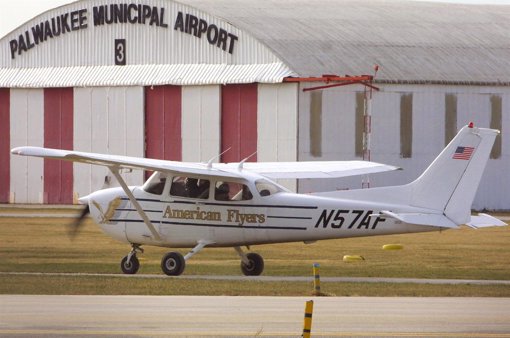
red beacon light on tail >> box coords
[468,122,474,128]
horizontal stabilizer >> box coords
[379,210,459,229]
[466,213,507,229]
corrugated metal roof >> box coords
[1,0,509,86]
[180,0,510,85]
[0,63,296,88]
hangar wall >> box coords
[0,0,507,210]
[0,0,295,87]
[1,0,279,68]
[298,84,510,210]
[74,86,145,201]
[258,83,299,191]
[0,0,297,204]
[3,83,298,203]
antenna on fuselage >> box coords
[238,151,258,171]
[206,147,231,169]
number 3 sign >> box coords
[115,39,126,65]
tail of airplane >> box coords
[407,123,498,225]
[317,123,506,228]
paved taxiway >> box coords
[1,296,510,337]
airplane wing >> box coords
[11,146,401,180]
[215,161,401,179]
[11,146,243,179]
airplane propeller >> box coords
[68,204,90,240]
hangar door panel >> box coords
[10,89,44,203]
[221,84,258,163]
[0,89,9,203]
[44,88,73,204]
[145,85,182,178]
[73,87,144,198]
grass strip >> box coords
[1,213,509,296]
[1,275,510,297]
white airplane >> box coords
[11,123,506,276]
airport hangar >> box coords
[0,0,509,210]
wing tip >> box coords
[11,146,34,156]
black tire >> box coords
[121,255,140,274]
[241,252,264,276]
[161,252,186,276]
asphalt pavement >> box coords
[1,295,510,337]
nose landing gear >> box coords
[120,244,143,274]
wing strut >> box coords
[109,166,162,242]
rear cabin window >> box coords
[170,176,210,199]
[255,179,283,197]
[214,181,253,201]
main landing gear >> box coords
[120,243,265,276]
[161,252,185,276]
[235,246,264,276]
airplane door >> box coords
[124,200,162,245]
[124,178,168,244]
[214,181,269,245]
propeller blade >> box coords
[69,204,90,240]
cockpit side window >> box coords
[255,179,283,197]
[143,172,167,195]
[215,181,253,201]
[170,176,210,199]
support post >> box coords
[302,300,314,338]
[362,87,372,189]
[362,65,379,189]
[313,263,321,296]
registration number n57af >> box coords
[315,209,385,230]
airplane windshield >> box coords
[143,172,166,195]
[255,179,284,197]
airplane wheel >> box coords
[161,252,185,276]
[121,255,140,274]
[241,252,264,276]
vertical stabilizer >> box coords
[408,124,499,224]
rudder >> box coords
[408,124,499,224]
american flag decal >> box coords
[453,146,475,160]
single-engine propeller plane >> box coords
[11,123,506,276]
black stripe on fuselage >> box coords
[114,218,307,231]
[116,209,313,221]
[116,208,161,213]
[267,215,313,220]
[120,197,318,210]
